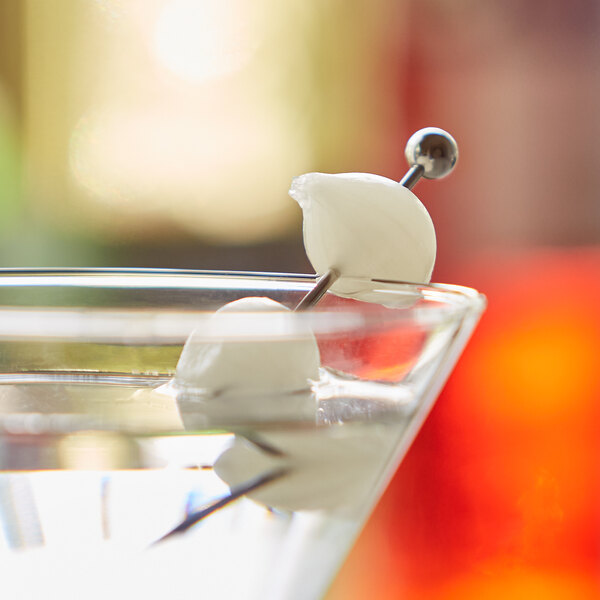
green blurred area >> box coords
[0,341,181,374]
[0,73,20,232]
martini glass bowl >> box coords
[0,269,485,600]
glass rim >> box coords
[0,268,486,342]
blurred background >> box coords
[0,0,599,597]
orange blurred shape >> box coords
[431,567,598,600]
[463,305,598,420]
[454,251,600,422]
[442,250,600,571]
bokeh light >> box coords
[25,0,316,244]
[154,0,260,84]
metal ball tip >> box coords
[404,127,458,181]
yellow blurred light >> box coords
[69,102,311,242]
[154,0,259,83]
[28,0,390,243]
[57,0,314,242]
[58,431,137,470]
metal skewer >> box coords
[294,269,339,311]
[294,127,458,311]
[152,467,289,544]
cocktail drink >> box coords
[0,270,484,599]
[0,130,485,598]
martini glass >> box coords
[0,268,484,600]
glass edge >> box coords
[0,268,486,300]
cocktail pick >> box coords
[153,466,290,544]
[294,127,458,311]
[294,268,340,311]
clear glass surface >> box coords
[0,269,485,599]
